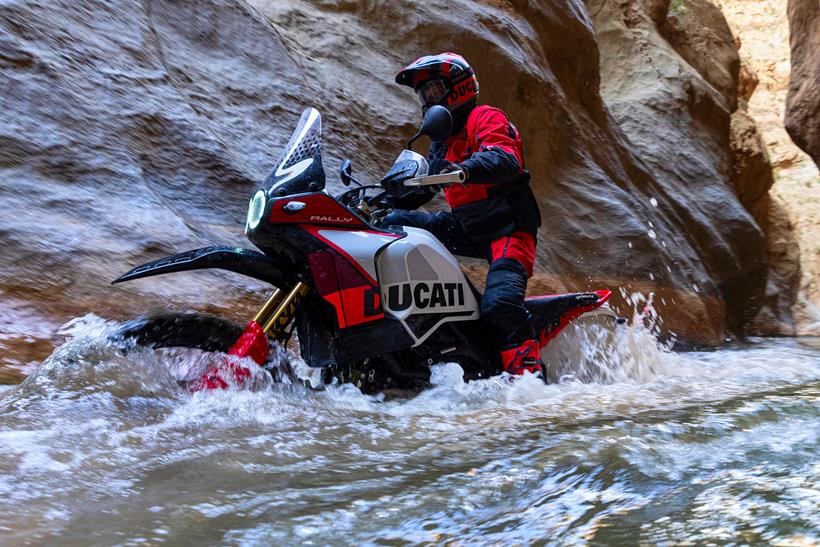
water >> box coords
[0,316,818,545]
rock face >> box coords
[786,0,820,168]
[726,59,787,334]
[587,0,767,336]
[0,0,774,374]
[716,0,820,335]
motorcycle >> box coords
[113,106,619,393]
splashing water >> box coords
[0,314,818,545]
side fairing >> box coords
[377,227,480,345]
[305,227,400,329]
[313,228,399,283]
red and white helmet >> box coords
[396,52,479,113]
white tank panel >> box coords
[377,227,480,345]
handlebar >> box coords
[405,171,466,187]
[335,168,465,225]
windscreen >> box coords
[264,107,326,196]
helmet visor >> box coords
[416,79,449,107]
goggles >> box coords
[416,79,449,107]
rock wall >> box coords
[716,0,820,335]
[0,0,778,374]
[586,0,774,336]
[786,0,820,168]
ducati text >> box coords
[387,282,465,311]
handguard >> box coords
[405,170,466,187]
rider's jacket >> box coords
[432,105,541,241]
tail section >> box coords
[524,290,613,348]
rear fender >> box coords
[113,246,286,287]
[533,290,618,347]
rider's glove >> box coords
[428,159,468,183]
[428,158,451,175]
[383,177,404,196]
[428,159,455,175]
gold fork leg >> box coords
[262,282,310,339]
[251,288,284,325]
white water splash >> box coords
[1,311,819,545]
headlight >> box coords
[245,190,267,233]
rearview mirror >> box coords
[407,105,453,149]
[420,105,453,143]
[339,159,353,186]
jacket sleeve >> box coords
[459,108,523,185]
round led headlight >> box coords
[245,189,267,233]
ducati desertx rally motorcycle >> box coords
[113,106,618,393]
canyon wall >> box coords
[0,0,789,376]
[786,0,820,168]
[716,0,820,335]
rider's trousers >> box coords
[381,209,536,349]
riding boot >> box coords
[499,339,544,376]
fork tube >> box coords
[262,282,310,338]
[252,288,284,325]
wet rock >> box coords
[0,0,773,363]
[729,110,774,224]
[726,57,787,336]
[588,0,767,337]
[717,0,820,336]
[660,0,741,111]
[728,57,773,226]
[786,0,820,168]
[747,194,800,336]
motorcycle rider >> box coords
[383,52,544,376]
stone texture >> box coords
[660,0,741,110]
[0,0,778,378]
[786,0,820,168]
[747,194,800,335]
[588,0,767,336]
[729,108,774,225]
[716,0,820,335]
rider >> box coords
[384,52,544,376]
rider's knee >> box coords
[381,209,419,228]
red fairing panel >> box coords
[268,193,369,228]
[307,248,384,329]
[303,223,399,329]
[302,225,399,284]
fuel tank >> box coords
[377,227,480,345]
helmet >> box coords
[396,52,479,113]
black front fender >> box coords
[113,246,286,287]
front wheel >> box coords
[111,312,308,388]
[322,352,432,395]
[111,312,245,353]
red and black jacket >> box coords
[397,105,542,241]
[440,104,541,241]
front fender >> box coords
[113,246,286,287]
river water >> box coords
[0,316,818,545]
